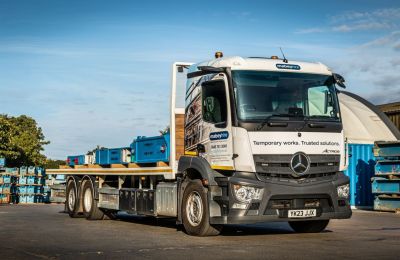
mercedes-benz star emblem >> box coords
[290,152,310,176]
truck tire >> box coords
[82,180,105,220]
[182,179,222,236]
[101,209,118,220]
[289,220,330,233]
[66,180,81,218]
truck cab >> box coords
[176,55,351,235]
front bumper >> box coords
[209,172,352,225]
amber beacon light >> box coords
[215,51,223,58]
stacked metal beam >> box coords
[372,141,400,212]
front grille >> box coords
[254,154,340,179]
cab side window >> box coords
[202,80,227,125]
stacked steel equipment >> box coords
[0,168,18,204]
[17,166,48,203]
[66,132,170,166]
[372,141,400,211]
[0,166,48,204]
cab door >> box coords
[200,75,235,171]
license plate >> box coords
[288,209,316,218]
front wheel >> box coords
[289,220,330,233]
[182,179,222,236]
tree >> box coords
[44,159,66,169]
[0,114,49,167]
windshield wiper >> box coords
[306,115,338,120]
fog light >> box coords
[337,184,350,198]
[232,184,263,203]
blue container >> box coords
[26,186,35,194]
[373,141,400,158]
[3,175,12,184]
[109,148,127,164]
[374,196,400,211]
[95,149,109,165]
[344,143,376,207]
[36,167,45,177]
[375,160,400,175]
[26,195,35,203]
[27,176,37,185]
[43,186,50,193]
[19,166,28,175]
[131,133,170,164]
[27,166,36,174]
[67,155,85,166]
[5,167,18,175]
[18,186,27,194]
[372,178,400,194]
[95,148,131,165]
[1,184,12,194]
[0,157,5,167]
[18,177,27,185]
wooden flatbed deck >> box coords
[46,162,173,177]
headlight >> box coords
[232,184,263,203]
[337,184,350,198]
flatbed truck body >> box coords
[48,54,352,236]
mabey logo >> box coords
[210,131,229,141]
[276,64,301,70]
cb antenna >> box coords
[280,47,288,63]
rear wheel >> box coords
[101,209,119,220]
[82,180,105,220]
[66,180,81,218]
[289,220,330,233]
[182,179,222,236]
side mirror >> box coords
[333,73,346,88]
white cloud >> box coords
[330,8,400,23]
[297,7,400,34]
[295,27,325,34]
[360,31,400,49]
[332,22,391,32]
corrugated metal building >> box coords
[378,102,400,131]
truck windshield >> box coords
[232,70,340,121]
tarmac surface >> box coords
[0,204,399,259]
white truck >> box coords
[48,53,352,236]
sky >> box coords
[0,0,399,159]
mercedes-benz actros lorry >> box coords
[48,53,352,236]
